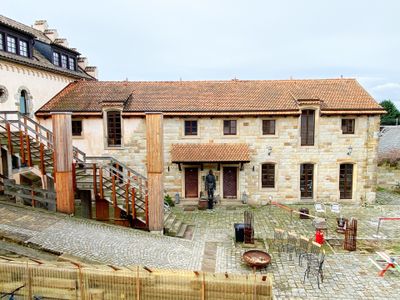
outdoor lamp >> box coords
[267,146,272,156]
[347,146,353,156]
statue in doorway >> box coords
[205,170,216,209]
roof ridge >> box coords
[75,78,357,84]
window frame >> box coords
[223,120,237,135]
[184,120,198,136]
[0,33,4,50]
[106,111,122,147]
[262,119,276,135]
[61,54,68,68]
[300,163,314,198]
[19,90,28,115]
[18,40,28,57]
[68,57,75,71]
[6,35,16,54]
[71,119,83,137]
[300,110,315,146]
[53,52,60,66]
[339,163,353,199]
[261,163,275,188]
[341,119,355,134]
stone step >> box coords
[175,223,188,238]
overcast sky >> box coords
[3,0,400,107]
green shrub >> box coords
[164,194,175,207]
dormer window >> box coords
[6,36,16,53]
[0,33,3,50]
[68,57,75,70]
[19,40,28,57]
[53,52,60,66]
[61,54,67,68]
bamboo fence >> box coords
[0,257,273,300]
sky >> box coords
[2,0,400,108]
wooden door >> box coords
[223,167,237,198]
[185,168,198,198]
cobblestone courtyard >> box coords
[0,191,399,299]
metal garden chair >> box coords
[297,235,311,266]
[303,249,325,289]
[286,232,298,261]
[272,228,286,255]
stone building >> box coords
[0,15,96,116]
[36,79,384,204]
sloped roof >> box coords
[0,15,49,42]
[37,78,384,115]
[0,49,94,79]
[379,127,400,155]
[171,144,250,162]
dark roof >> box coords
[0,15,50,43]
[0,49,94,80]
[37,79,384,115]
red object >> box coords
[315,229,324,244]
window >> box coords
[262,120,275,135]
[0,33,3,50]
[68,57,75,70]
[300,164,313,198]
[19,90,28,115]
[339,164,353,199]
[107,111,122,147]
[261,163,275,188]
[300,110,315,146]
[184,120,197,136]
[342,119,355,134]
[19,40,28,57]
[6,36,16,53]
[223,120,237,135]
[53,52,60,66]
[71,120,82,136]
[61,54,67,68]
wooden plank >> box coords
[55,171,74,214]
[125,183,130,214]
[52,114,73,172]
[40,143,45,175]
[112,176,117,207]
[99,167,104,199]
[6,123,13,155]
[93,163,97,197]
[131,187,136,219]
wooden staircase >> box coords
[0,111,148,230]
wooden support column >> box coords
[145,112,164,232]
[52,112,74,214]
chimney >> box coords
[43,29,58,42]
[32,20,48,32]
[77,57,88,70]
[54,38,69,48]
[85,66,98,79]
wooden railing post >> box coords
[93,163,97,197]
[35,124,39,141]
[99,167,104,199]
[71,162,76,191]
[19,131,25,164]
[6,123,13,155]
[131,187,136,219]
[40,143,45,175]
[112,175,117,208]
[25,134,32,167]
[125,183,130,215]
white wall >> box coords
[0,60,74,115]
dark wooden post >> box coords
[145,112,164,232]
[80,190,92,219]
[52,112,74,214]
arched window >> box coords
[107,111,122,147]
[19,90,28,115]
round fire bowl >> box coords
[243,250,271,269]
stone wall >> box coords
[377,165,400,191]
[39,113,381,204]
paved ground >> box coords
[0,191,399,299]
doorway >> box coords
[223,167,237,198]
[185,167,198,198]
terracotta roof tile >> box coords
[171,144,250,162]
[37,78,384,115]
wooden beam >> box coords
[99,167,104,199]
[145,113,164,232]
[25,134,32,167]
[93,163,97,197]
[125,183,130,215]
[6,123,13,155]
[19,131,25,164]
[52,113,74,214]
[131,187,136,219]
[40,143,46,175]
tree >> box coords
[380,100,400,125]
